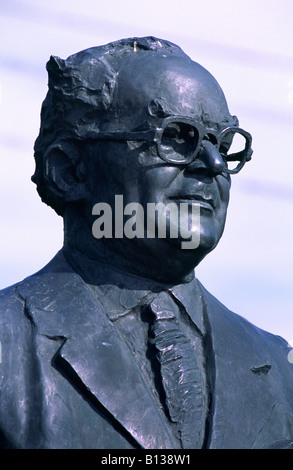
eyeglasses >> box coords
[91,115,253,174]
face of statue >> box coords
[81,52,236,277]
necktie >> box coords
[149,290,206,449]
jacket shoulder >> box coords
[0,282,27,325]
[0,280,44,448]
[198,280,293,379]
[198,280,288,341]
[0,279,36,361]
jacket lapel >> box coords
[197,282,279,449]
[17,265,178,449]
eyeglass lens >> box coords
[159,120,248,172]
[160,122,200,162]
[218,130,248,172]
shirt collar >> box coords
[170,278,205,335]
[89,273,205,335]
[63,247,205,333]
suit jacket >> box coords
[0,251,293,449]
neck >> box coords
[63,208,208,286]
[63,239,197,286]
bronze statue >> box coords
[0,37,292,449]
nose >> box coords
[186,140,226,176]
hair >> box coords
[32,36,189,215]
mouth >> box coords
[169,195,215,210]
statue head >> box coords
[32,37,252,282]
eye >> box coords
[219,133,233,157]
[160,122,199,161]
[203,133,217,145]
[162,122,195,142]
[219,141,231,156]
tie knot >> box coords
[150,291,179,321]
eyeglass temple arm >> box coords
[89,129,157,142]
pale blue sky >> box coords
[1,0,293,341]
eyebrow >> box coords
[201,116,239,131]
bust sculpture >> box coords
[0,36,292,449]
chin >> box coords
[166,232,217,263]
[199,228,221,251]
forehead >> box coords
[112,53,233,129]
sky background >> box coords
[0,0,293,342]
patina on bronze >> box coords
[0,37,292,449]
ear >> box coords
[43,143,88,203]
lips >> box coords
[169,194,216,209]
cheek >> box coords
[213,176,230,235]
[138,165,181,203]
[86,144,138,201]
[217,174,231,206]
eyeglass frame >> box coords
[87,115,253,174]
